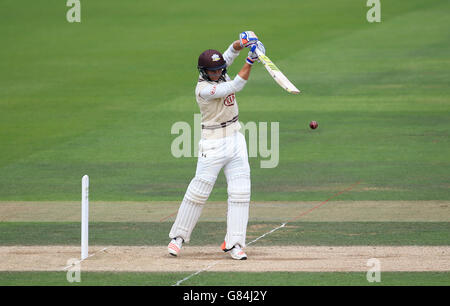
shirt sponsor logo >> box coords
[210,85,217,95]
[224,93,235,106]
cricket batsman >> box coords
[168,31,265,260]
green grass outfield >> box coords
[1,271,449,286]
[1,0,449,286]
[0,0,449,201]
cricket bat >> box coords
[255,48,300,94]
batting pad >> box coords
[169,177,214,243]
[224,174,250,249]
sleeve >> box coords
[198,75,247,101]
[222,43,240,67]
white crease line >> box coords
[62,247,108,271]
[247,223,287,246]
[173,261,221,286]
[172,222,288,286]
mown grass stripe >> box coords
[0,271,449,286]
[1,222,448,246]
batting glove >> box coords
[246,41,265,65]
[239,31,258,48]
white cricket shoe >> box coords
[168,237,183,256]
[230,245,247,260]
[221,242,247,260]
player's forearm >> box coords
[223,41,243,67]
[238,62,252,81]
[232,40,244,51]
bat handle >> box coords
[255,47,263,56]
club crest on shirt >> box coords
[224,93,235,106]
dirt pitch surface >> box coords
[1,246,449,272]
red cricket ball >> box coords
[309,121,318,129]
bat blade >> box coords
[255,48,300,94]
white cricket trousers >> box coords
[169,131,251,249]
